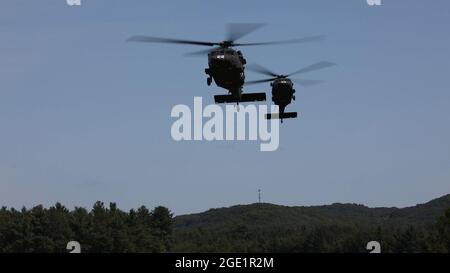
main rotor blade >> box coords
[234,35,326,46]
[245,78,276,86]
[127,35,218,47]
[293,79,324,87]
[246,64,279,77]
[288,61,336,76]
[226,23,266,42]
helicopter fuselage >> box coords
[205,48,246,96]
[271,78,296,114]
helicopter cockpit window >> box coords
[215,52,225,59]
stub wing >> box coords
[265,112,298,120]
[214,93,266,104]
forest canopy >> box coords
[1,195,450,253]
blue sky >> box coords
[1,0,450,215]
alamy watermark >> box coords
[66,1,382,7]
[170,97,280,152]
[66,1,381,7]
[366,241,381,253]
[367,0,382,6]
[65,240,380,253]
[66,241,81,253]
[66,0,81,6]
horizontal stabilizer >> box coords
[214,93,266,104]
[265,112,298,120]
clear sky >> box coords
[1,0,450,215]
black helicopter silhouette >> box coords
[246,61,336,122]
[127,24,325,105]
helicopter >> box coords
[127,24,325,105]
[246,61,336,122]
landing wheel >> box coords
[207,77,212,86]
[293,95,296,101]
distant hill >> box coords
[173,194,450,252]
[175,194,450,231]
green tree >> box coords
[151,206,173,252]
[436,208,450,251]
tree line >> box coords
[0,202,172,252]
[0,202,449,252]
